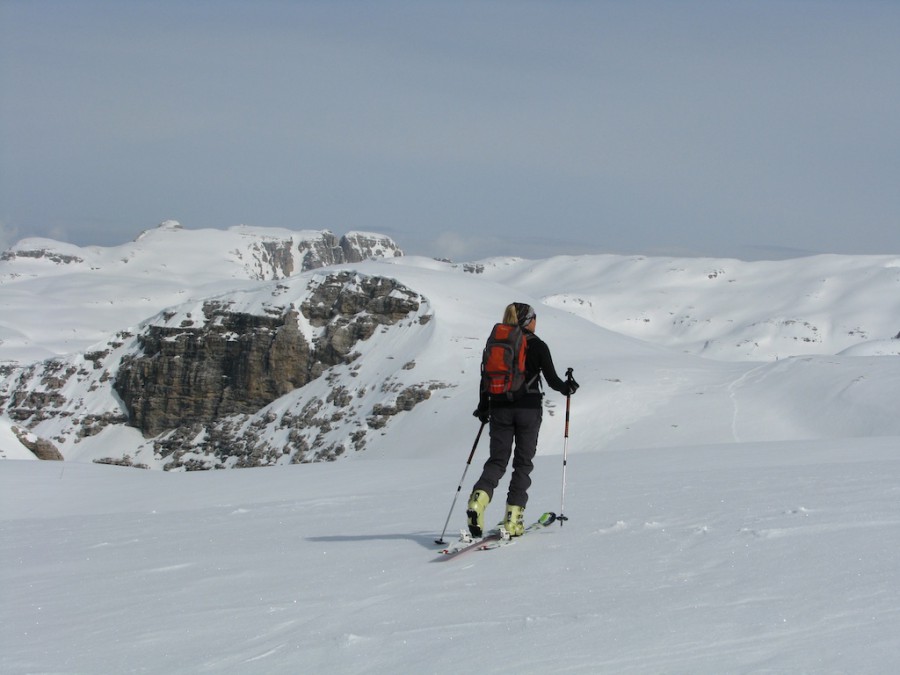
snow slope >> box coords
[468,253,900,361]
[0,221,397,362]
[2,226,899,672]
[0,418,34,460]
[2,437,899,673]
[2,243,899,466]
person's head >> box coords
[503,302,536,330]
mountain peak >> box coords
[133,219,183,242]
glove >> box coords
[562,378,580,396]
[473,407,490,424]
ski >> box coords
[433,512,556,562]
[478,511,557,551]
[433,531,503,562]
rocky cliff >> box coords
[114,271,422,438]
[296,231,403,274]
[1,223,403,282]
[0,267,449,469]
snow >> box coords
[468,253,900,361]
[0,418,34,460]
[3,439,899,673]
[2,226,900,672]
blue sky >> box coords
[2,0,899,260]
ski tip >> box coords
[538,512,557,526]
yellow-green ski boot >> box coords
[466,490,491,537]
[503,504,525,537]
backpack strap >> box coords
[522,332,542,395]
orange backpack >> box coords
[481,323,528,398]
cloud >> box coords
[0,222,20,252]
[432,231,481,261]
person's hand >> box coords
[473,407,490,424]
[562,378,580,396]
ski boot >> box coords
[503,504,525,537]
[466,490,490,537]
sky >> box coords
[1,0,899,261]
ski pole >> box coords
[559,368,574,526]
[435,421,487,545]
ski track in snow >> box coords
[727,362,770,443]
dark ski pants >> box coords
[474,407,543,508]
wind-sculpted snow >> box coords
[2,438,899,673]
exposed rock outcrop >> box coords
[114,272,422,438]
[12,426,64,460]
[297,231,403,272]
[0,265,445,470]
[0,249,84,264]
[1,223,402,280]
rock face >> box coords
[0,256,445,470]
[11,426,64,460]
[227,229,403,279]
[1,224,402,281]
[114,308,310,437]
[297,231,402,273]
[114,272,422,438]
[0,249,84,264]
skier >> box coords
[468,302,578,537]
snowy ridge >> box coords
[468,253,900,360]
[0,221,403,361]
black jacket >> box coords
[480,330,568,410]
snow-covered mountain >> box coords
[470,253,900,360]
[2,223,900,673]
[1,225,898,467]
[0,221,401,363]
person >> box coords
[467,302,578,537]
